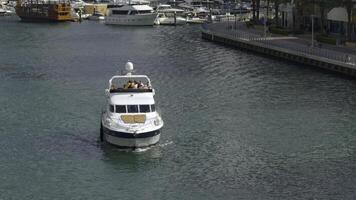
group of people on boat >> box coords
[124,80,150,89]
[111,80,151,91]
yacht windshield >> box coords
[115,105,126,113]
[110,104,156,113]
[127,105,139,113]
[139,105,150,113]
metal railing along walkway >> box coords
[202,23,356,66]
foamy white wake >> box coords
[132,140,174,153]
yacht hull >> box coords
[105,14,157,26]
[186,18,207,24]
[101,124,161,148]
[88,16,105,20]
[155,17,186,25]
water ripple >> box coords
[0,19,356,199]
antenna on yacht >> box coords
[125,61,134,76]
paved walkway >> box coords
[232,22,356,55]
[204,22,356,65]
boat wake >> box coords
[99,139,173,154]
[132,140,174,153]
[158,140,173,148]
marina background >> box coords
[1,16,356,199]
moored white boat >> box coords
[0,8,5,15]
[186,16,206,23]
[100,62,164,148]
[154,4,186,25]
[0,4,15,16]
[105,4,157,26]
[88,11,105,20]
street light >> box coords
[311,0,316,48]
[311,14,314,47]
[264,4,267,38]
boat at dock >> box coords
[186,15,207,24]
[176,2,210,24]
[87,10,104,20]
[105,4,157,26]
[15,0,72,22]
[154,4,186,25]
[0,2,15,16]
[0,7,6,15]
[100,62,164,148]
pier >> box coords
[202,22,356,77]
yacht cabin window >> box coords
[130,10,138,15]
[115,105,126,113]
[112,10,129,15]
[109,105,115,112]
[139,105,150,113]
[110,104,156,113]
[138,10,152,14]
[127,105,139,113]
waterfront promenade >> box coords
[202,22,356,77]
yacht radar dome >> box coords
[125,61,134,75]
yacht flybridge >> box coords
[100,62,164,148]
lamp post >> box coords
[311,0,316,48]
[234,0,237,29]
[311,14,314,47]
[264,4,267,38]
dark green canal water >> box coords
[0,16,356,199]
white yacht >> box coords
[71,0,86,10]
[105,4,157,26]
[0,8,5,16]
[154,4,186,25]
[0,4,14,16]
[100,62,164,148]
[88,11,105,20]
[186,15,207,24]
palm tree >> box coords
[273,0,280,26]
[256,0,261,20]
[252,0,256,21]
[342,0,353,40]
[293,0,308,31]
[316,0,340,34]
[267,0,270,18]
